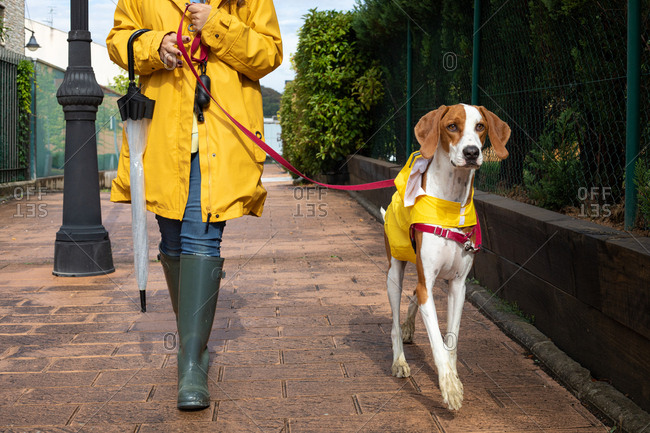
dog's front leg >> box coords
[440,275,467,411]
[419,283,464,411]
[418,240,464,411]
[387,257,410,377]
[446,273,468,376]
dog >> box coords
[381,104,511,410]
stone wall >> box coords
[0,0,25,55]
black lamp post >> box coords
[53,0,114,276]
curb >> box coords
[0,171,117,202]
[466,284,650,433]
[347,190,384,222]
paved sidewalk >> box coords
[0,163,607,432]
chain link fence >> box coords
[0,56,123,184]
[32,61,123,178]
[355,0,649,227]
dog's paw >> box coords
[439,369,464,411]
[401,320,415,344]
[391,358,411,378]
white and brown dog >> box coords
[381,104,510,410]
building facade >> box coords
[24,19,124,86]
[0,0,25,54]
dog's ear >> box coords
[415,105,448,159]
[477,106,511,160]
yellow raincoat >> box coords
[107,0,282,222]
[384,152,477,263]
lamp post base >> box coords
[53,238,115,277]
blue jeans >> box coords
[156,153,225,257]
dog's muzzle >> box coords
[462,146,480,163]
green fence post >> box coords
[471,0,481,106]
[406,20,413,158]
[625,0,641,230]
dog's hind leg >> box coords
[387,257,410,378]
[401,291,418,344]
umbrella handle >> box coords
[127,29,152,85]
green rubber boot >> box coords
[176,254,224,411]
[158,250,180,320]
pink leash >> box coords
[175,7,395,191]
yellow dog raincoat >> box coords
[384,152,478,263]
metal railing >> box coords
[0,47,28,184]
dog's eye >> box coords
[447,124,458,132]
[476,123,485,132]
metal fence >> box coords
[475,1,633,215]
[29,61,122,179]
[356,0,649,228]
[0,47,28,183]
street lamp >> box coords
[25,28,40,51]
[53,0,114,276]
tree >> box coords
[109,71,130,95]
[261,86,281,118]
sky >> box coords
[25,0,359,93]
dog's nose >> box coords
[463,146,480,160]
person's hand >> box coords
[159,33,191,69]
[188,3,212,32]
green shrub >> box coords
[279,9,384,177]
[0,17,6,45]
[635,158,650,229]
[51,150,65,170]
[279,80,305,178]
[17,60,35,170]
[110,71,130,95]
[523,108,584,210]
[475,161,501,193]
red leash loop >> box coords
[175,7,395,191]
[190,32,208,64]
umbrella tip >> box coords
[140,291,147,313]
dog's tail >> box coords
[380,207,386,222]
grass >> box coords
[467,277,535,324]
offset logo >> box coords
[444,332,458,351]
[13,187,48,218]
[293,187,328,218]
[443,52,458,72]
[577,187,612,218]
[164,332,178,351]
